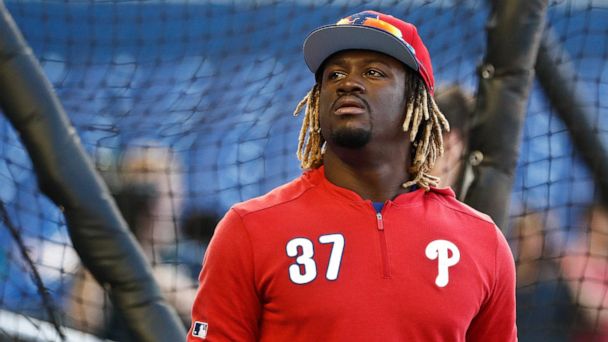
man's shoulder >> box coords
[426,188,511,261]
[232,169,320,217]
[427,187,495,226]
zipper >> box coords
[376,212,391,278]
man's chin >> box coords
[330,128,371,149]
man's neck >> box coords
[323,147,412,202]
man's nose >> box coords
[337,75,366,95]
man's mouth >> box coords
[335,106,366,115]
[333,97,367,115]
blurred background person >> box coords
[561,203,608,340]
[510,211,576,341]
[65,142,198,339]
[179,208,220,279]
[431,84,474,190]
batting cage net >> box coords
[0,0,606,340]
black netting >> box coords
[0,0,606,340]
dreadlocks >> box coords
[293,75,450,191]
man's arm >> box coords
[466,227,517,341]
[188,209,261,341]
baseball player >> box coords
[188,10,516,341]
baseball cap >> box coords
[303,10,435,95]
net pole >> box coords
[461,0,548,231]
[0,2,185,341]
[535,28,608,207]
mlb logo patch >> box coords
[192,321,208,339]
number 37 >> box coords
[285,233,345,285]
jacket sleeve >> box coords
[466,227,518,341]
[187,209,261,341]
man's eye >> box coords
[366,69,385,77]
[328,71,346,80]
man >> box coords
[189,10,516,341]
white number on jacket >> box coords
[286,234,345,284]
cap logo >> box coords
[336,12,407,46]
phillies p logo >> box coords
[425,240,460,287]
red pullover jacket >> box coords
[188,167,517,341]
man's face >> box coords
[318,49,409,149]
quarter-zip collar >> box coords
[304,166,455,205]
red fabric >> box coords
[374,11,435,95]
[188,167,517,341]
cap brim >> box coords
[303,25,419,75]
